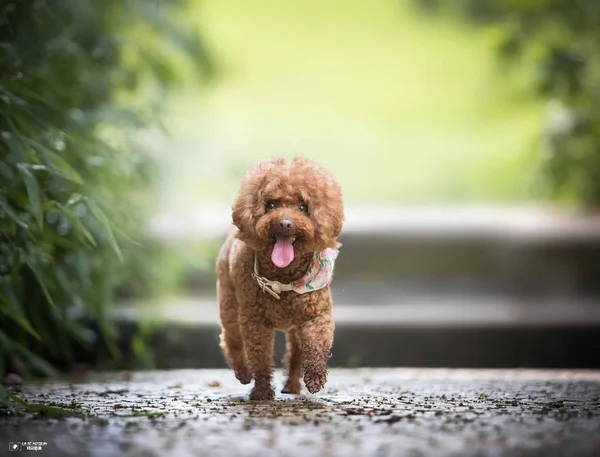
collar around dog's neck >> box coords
[252,249,339,300]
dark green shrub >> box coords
[0,0,210,407]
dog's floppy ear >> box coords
[290,156,344,250]
[310,183,344,249]
[231,158,283,245]
[231,190,255,237]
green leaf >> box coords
[93,254,122,361]
[4,117,28,161]
[0,299,41,341]
[139,47,178,85]
[161,26,214,80]
[17,164,44,228]
[10,248,20,281]
[0,331,57,377]
[27,139,84,185]
[1,81,56,108]
[86,198,123,261]
[0,386,13,412]
[6,392,27,408]
[5,336,58,377]
[66,193,84,206]
[7,393,83,417]
[0,199,28,229]
[24,259,55,308]
[56,202,97,248]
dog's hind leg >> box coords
[281,330,302,394]
[218,278,251,384]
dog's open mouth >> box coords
[271,235,297,268]
[270,234,299,244]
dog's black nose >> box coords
[278,219,292,233]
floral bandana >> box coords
[252,248,339,300]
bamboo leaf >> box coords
[0,298,41,341]
[1,81,55,107]
[0,331,57,377]
[0,199,28,229]
[6,392,27,408]
[17,164,44,228]
[27,139,84,185]
[10,247,20,281]
[0,386,12,412]
[86,198,123,261]
[4,117,28,161]
[24,259,55,308]
[7,393,83,417]
[66,193,84,206]
[3,334,58,377]
[56,202,97,248]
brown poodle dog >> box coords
[216,156,344,400]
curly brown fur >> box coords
[216,156,344,400]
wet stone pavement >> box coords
[1,369,600,457]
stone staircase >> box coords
[134,205,600,368]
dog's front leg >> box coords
[300,314,334,394]
[240,317,275,400]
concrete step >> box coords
[107,296,600,370]
[149,205,600,296]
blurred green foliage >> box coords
[0,0,210,408]
[414,0,600,207]
[161,0,544,207]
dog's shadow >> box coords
[223,394,327,418]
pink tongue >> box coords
[272,238,295,268]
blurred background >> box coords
[2,0,600,398]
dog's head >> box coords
[232,156,344,268]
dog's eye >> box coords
[299,202,308,213]
[265,200,277,211]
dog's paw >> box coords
[249,385,274,401]
[281,380,301,395]
[234,366,252,385]
[303,370,327,394]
